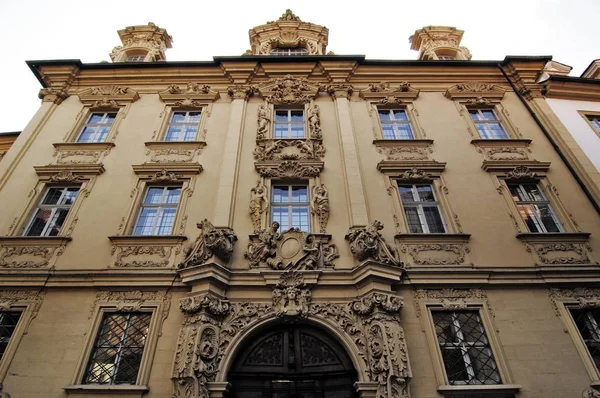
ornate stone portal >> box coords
[172,272,412,398]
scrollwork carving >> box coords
[178,220,237,269]
[49,170,84,183]
[150,169,183,182]
[253,139,325,161]
[0,247,55,268]
[549,288,600,318]
[506,165,537,180]
[258,75,319,104]
[114,246,171,268]
[396,168,431,181]
[256,160,322,178]
[345,220,402,267]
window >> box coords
[269,48,309,56]
[432,310,502,385]
[126,55,146,62]
[271,184,310,232]
[437,55,455,60]
[507,183,563,233]
[0,312,22,361]
[468,109,509,139]
[274,109,305,138]
[378,109,414,139]
[398,184,446,233]
[569,308,600,372]
[24,187,80,236]
[133,186,181,235]
[586,115,600,134]
[84,312,151,385]
[164,111,202,141]
[77,112,117,143]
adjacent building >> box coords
[0,10,599,398]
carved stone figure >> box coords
[311,184,330,233]
[583,388,600,398]
[272,271,311,317]
[257,104,271,139]
[307,105,322,139]
[244,222,280,267]
[345,220,402,267]
[249,180,268,232]
[178,219,237,269]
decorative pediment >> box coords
[256,75,320,104]
[482,163,550,179]
[158,83,220,106]
[33,164,105,181]
[255,160,323,178]
[78,86,140,108]
[376,162,446,177]
[359,81,420,103]
[445,82,506,102]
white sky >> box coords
[0,0,598,132]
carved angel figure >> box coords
[311,184,330,233]
[249,181,268,231]
[257,104,271,139]
[307,105,322,139]
[245,222,280,267]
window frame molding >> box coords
[549,288,600,382]
[578,110,600,138]
[66,290,171,393]
[458,102,522,140]
[414,288,520,395]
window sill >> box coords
[481,160,551,174]
[53,142,116,151]
[144,140,206,150]
[437,384,521,397]
[395,233,470,242]
[108,235,187,246]
[516,232,591,243]
[470,138,531,146]
[394,234,471,266]
[64,384,149,394]
[373,139,433,145]
[516,232,593,265]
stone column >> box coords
[212,85,253,227]
[354,381,379,398]
[328,84,369,227]
[208,382,231,398]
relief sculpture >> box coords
[178,219,237,270]
[345,220,403,267]
[249,180,268,232]
[311,184,330,233]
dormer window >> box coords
[437,55,455,60]
[126,54,147,62]
[269,48,309,56]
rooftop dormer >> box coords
[409,26,472,61]
[109,22,173,63]
[245,10,329,56]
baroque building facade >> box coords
[0,10,600,398]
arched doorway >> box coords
[227,323,359,398]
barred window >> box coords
[507,183,563,233]
[24,186,80,237]
[398,184,446,233]
[164,111,202,141]
[77,112,117,143]
[569,308,600,371]
[271,184,310,232]
[432,310,502,385]
[0,312,22,361]
[274,109,305,138]
[378,109,414,139]
[468,109,509,139]
[133,186,181,235]
[84,312,151,385]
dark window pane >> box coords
[423,207,445,233]
[0,312,22,360]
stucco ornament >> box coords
[256,160,322,178]
[272,271,311,317]
[256,104,271,139]
[253,139,325,161]
[245,222,338,270]
[249,180,269,232]
[345,220,403,267]
[311,184,330,233]
[178,219,237,269]
[257,75,320,104]
[506,165,537,180]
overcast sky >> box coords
[1,0,598,132]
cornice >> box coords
[543,78,600,102]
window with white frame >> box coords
[164,111,202,141]
[83,312,151,385]
[133,186,181,235]
[507,183,563,233]
[126,54,146,62]
[274,109,305,138]
[269,48,309,56]
[468,109,509,139]
[377,109,415,139]
[432,310,502,385]
[271,183,310,232]
[586,115,600,134]
[569,308,600,372]
[0,311,22,361]
[77,112,117,143]
[24,186,80,236]
[398,184,446,233]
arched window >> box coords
[270,47,309,56]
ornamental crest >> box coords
[257,74,320,104]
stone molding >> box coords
[158,83,220,106]
[34,164,105,181]
[77,86,140,108]
[256,74,320,104]
[38,87,70,105]
[549,287,600,317]
[178,220,237,270]
[108,235,187,268]
[0,236,71,269]
[518,232,593,265]
[254,159,323,178]
[227,85,255,100]
[52,142,115,166]
[144,141,206,164]
[253,138,325,161]
[359,81,420,103]
[471,139,532,162]
[396,233,471,266]
[445,82,506,103]
[376,164,446,179]
[483,162,551,178]
[374,140,434,162]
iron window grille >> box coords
[274,109,305,138]
[587,115,600,134]
[507,183,563,233]
[77,112,117,143]
[133,186,181,236]
[569,308,600,372]
[164,111,202,141]
[0,312,22,361]
[398,184,446,233]
[432,310,502,385]
[468,109,509,139]
[377,109,415,139]
[84,312,151,385]
[271,184,310,232]
[24,186,80,237]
